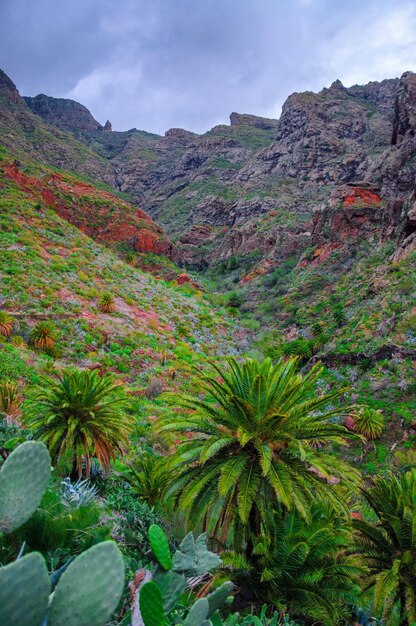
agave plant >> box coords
[61,477,99,508]
[30,320,58,350]
[0,311,13,337]
[98,292,116,313]
[157,356,360,548]
[23,368,134,476]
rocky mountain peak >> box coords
[229,112,278,130]
[24,93,103,132]
[104,120,112,131]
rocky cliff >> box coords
[2,68,416,273]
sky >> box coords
[1,0,416,135]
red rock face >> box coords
[344,188,381,206]
[2,162,178,261]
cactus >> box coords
[172,532,221,576]
[149,523,172,570]
[152,568,186,613]
[0,440,51,534]
[206,582,235,617]
[48,541,124,626]
[139,581,165,626]
[0,552,50,626]
[183,598,209,625]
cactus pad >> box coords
[0,551,50,626]
[48,540,124,626]
[206,581,235,616]
[0,440,51,534]
[172,532,221,576]
[149,524,172,570]
[153,568,186,613]
[183,598,209,625]
[139,580,165,626]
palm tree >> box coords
[0,311,13,337]
[224,501,362,625]
[24,368,133,476]
[157,357,360,547]
[353,469,416,625]
[30,320,58,350]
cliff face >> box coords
[24,94,103,131]
[2,68,416,274]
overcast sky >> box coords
[1,0,416,134]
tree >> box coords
[353,469,416,625]
[157,357,360,548]
[24,369,133,476]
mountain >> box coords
[1,67,415,437]
[21,72,416,272]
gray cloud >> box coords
[1,0,416,134]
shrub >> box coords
[227,292,244,308]
[280,338,315,361]
[332,304,347,327]
[353,407,384,439]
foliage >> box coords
[137,524,232,626]
[119,453,169,507]
[233,502,362,624]
[23,368,133,476]
[0,310,13,337]
[353,469,416,625]
[0,379,21,421]
[353,407,384,440]
[157,357,360,548]
[30,320,58,350]
[60,477,99,508]
[98,291,116,313]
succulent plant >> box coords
[0,442,125,626]
[98,292,116,313]
[0,310,13,337]
[0,440,51,535]
[30,320,58,350]
[137,525,233,626]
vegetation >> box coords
[157,357,360,547]
[354,469,416,625]
[23,369,133,476]
[0,310,13,337]
[98,291,116,313]
[30,320,58,350]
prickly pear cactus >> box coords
[0,551,50,626]
[183,598,209,625]
[139,580,165,626]
[172,532,221,576]
[0,440,51,534]
[206,582,235,617]
[152,568,186,613]
[149,523,172,570]
[48,541,125,626]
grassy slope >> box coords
[0,157,246,402]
